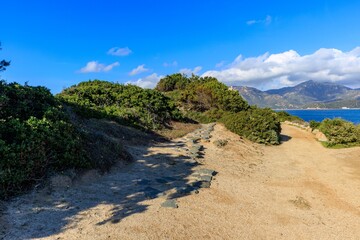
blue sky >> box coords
[2,0,360,92]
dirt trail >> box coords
[1,123,360,239]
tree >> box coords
[0,42,10,72]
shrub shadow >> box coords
[2,135,199,239]
[280,134,292,143]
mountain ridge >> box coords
[233,80,360,109]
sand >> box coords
[1,123,360,240]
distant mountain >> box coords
[233,80,360,109]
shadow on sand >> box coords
[280,134,292,143]
[2,139,200,239]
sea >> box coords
[278,109,360,124]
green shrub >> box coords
[0,81,87,199]
[58,80,182,130]
[156,74,282,145]
[156,74,249,114]
[276,111,304,123]
[318,118,360,147]
[155,73,190,92]
[309,120,321,130]
[220,108,281,145]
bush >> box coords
[156,74,249,115]
[156,74,282,145]
[155,73,190,92]
[276,111,304,123]
[318,118,360,147]
[58,80,182,130]
[220,108,281,145]
[0,81,87,199]
[309,120,321,130]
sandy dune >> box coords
[1,123,360,239]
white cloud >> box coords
[126,73,163,89]
[215,61,226,68]
[202,47,360,89]
[179,66,202,75]
[129,64,149,76]
[107,47,132,56]
[247,15,272,26]
[79,61,119,73]
[163,61,178,67]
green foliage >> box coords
[156,74,281,145]
[0,81,87,199]
[220,108,281,145]
[156,74,248,118]
[318,118,360,147]
[276,111,304,124]
[0,42,10,72]
[309,120,321,129]
[178,76,248,113]
[155,73,190,92]
[58,80,181,130]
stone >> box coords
[161,199,178,208]
[313,130,328,142]
[190,137,201,143]
[192,181,211,188]
[199,175,212,182]
[197,168,216,176]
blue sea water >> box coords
[280,109,360,124]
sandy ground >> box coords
[1,123,360,240]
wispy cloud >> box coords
[215,61,226,68]
[107,47,132,56]
[126,73,163,89]
[163,61,178,67]
[129,64,149,76]
[202,47,360,89]
[179,66,202,75]
[247,15,272,26]
[79,61,119,73]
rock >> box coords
[199,181,211,188]
[313,130,328,142]
[192,181,211,188]
[189,137,201,143]
[197,168,216,176]
[161,199,178,208]
[199,175,212,182]
[173,186,198,197]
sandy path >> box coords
[1,123,360,239]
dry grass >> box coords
[156,121,200,140]
[289,196,311,210]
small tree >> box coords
[0,42,10,72]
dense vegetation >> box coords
[220,108,281,145]
[0,81,88,199]
[310,118,360,147]
[156,74,281,144]
[58,80,181,130]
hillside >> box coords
[234,80,360,109]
